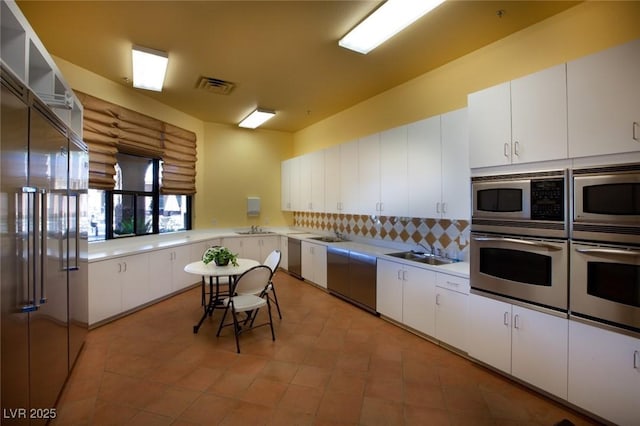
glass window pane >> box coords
[88,189,105,241]
[113,193,135,237]
[479,247,552,286]
[137,195,153,235]
[159,195,187,233]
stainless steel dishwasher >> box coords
[327,246,377,314]
[287,237,302,279]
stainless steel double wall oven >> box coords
[471,170,570,312]
[471,164,640,335]
[569,163,640,334]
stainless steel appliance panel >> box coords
[471,233,569,311]
[287,237,302,279]
[1,70,31,424]
[28,99,70,417]
[68,134,89,369]
[348,251,377,312]
[572,163,640,244]
[570,241,640,334]
[327,246,350,298]
[471,170,568,238]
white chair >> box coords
[262,249,283,319]
[216,265,275,353]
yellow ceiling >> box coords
[16,0,580,132]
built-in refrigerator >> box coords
[1,65,88,423]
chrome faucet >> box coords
[417,242,433,255]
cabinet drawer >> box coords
[436,273,469,294]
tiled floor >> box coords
[55,271,601,425]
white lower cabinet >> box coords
[568,321,640,425]
[149,245,197,296]
[221,235,280,262]
[376,259,436,336]
[279,236,288,270]
[89,253,149,324]
[301,241,327,288]
[468,294,568,399]
[434,274,469,352]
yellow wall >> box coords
[53,56,294,229]
[200,123,293,228]
[293,1,640,155]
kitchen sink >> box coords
[235,230,275,235]
[309,236,348,243]
[387,251,456,266]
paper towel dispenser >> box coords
[247,197,260,216]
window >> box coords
[88,153,191,241]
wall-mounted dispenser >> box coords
[247,197,261,216]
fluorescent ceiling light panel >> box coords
[339,0,446,54]
[238,108,276,129]
[132,45,168,92]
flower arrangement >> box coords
[202,246,238,266]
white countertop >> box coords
[89,227,469,278]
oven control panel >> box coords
[531,178,564,221]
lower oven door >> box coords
[471,233,569,311]
[570,241,640,333]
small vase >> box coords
[214,258,229,266]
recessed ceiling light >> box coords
[238,108,276,129]
[339,0,446,54]
[132,45,168,92]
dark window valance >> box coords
[76,91,197,194]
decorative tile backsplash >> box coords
[293,212,470,261]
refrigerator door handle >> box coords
[66,193,80,271]
[38,189,48,304]
[20,187,39,312]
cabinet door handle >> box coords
[514,141,520,157]
[503,311,510,326]
[442,202,447,214]
[446,281,459,287]
[436,294,441,306]
[634,122,639,142]
[436,202,441,214]
[123,262,127,272]
[397,270,402,280]
[402,270,407,281]
[379,202,384,212]
[634,350,639,369]
[504,143,510,159]
[118,263,122,273]
[513,314,520,329]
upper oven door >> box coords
[570,241,640,334]
[471,233,568,312]
[574,174,640,224]
[472,180,530,220]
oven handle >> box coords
[575,248,640,258]
[472,236,563,251]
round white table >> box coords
[184,258,260,333]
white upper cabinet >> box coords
[379,126,408,217]
[324,145,341,213]
[340,140,360,214]
[325,139,360,214]
[469,81,511,168]
[281,158,293,211]
[469,64,568,168]
[441,108,470,220]
[407,109,470,220]
[567,38,640,158]
[408,115,441,218]
[358,133,382,215]
[299,151,325,212]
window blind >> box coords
[76,91,197,194]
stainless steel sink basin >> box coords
[309,236,348,243]
[387,251,455,266]
[235,231,275,235]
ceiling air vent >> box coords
[196,76,235,95]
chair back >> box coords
[263,250,281,274]
[233,265,272,295]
